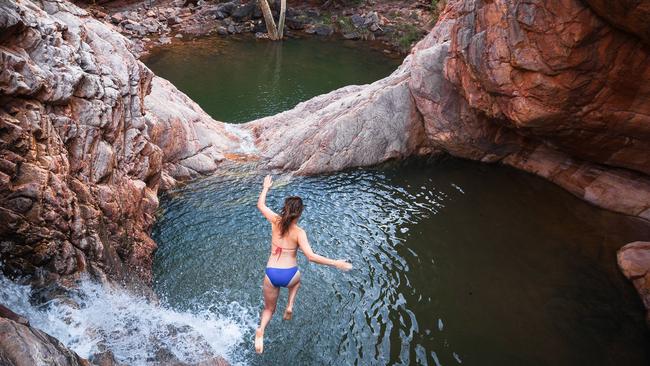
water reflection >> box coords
[143,37,401,123]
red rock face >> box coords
[443,0,650,175]
[618,241,650,325]
[0,0,161,286]
[0,0,251,287]
[407,0,650,220]
[584,0,650,46]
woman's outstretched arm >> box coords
[297,229,352,271]
[257,175,279,222]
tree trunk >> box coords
[277,0,286,38]
[258,0,279,40]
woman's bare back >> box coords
[266,218,301,268]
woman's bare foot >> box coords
[283,308,293,320]
[254,328,264,354]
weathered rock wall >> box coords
[0,304,88,366]
[410,0,650,219]
[0,0,244,287]
[618,241,650,325]
[1,0,158,286]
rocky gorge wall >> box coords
[0,0,247,289]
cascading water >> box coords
[0,273,256,365]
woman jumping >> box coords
[254,175,352,354]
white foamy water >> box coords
[0,274,256,365]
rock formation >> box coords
[0,0,246,288]
[618,241,650,325]
[0,309,88,366]
[246,63,429,174]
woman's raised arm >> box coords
[257,175,279,223]
[297,229,352,271]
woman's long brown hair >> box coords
[279,196,304,236]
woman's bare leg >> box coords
[283,271,301,320]
[256,275,279,353]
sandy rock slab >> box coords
[618,241,650,325]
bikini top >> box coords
[272,244,298,262]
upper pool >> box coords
[143,36,401,123]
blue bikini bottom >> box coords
[265,267,299,288]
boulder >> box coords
[167,16,181,25]
[351,14,364,28]
[285,15,307,30]
[313,24,334,36]
[0,317,88,366]
[231,1,256,21]
[110,12,125,24]
[618,241,650,324]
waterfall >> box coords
[0,273,256,365]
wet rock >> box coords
[343,31,361,40]
[0,304,29,326]
[618,241,650,325]
[0,317,88,366]
[89,350,124,366]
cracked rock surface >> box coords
[0,0,246,287]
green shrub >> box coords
[394,23,423,52]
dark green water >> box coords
[143,37,401,123]
[152,159,650,365]
[148,36,650,365]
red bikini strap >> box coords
[274,246,282,261]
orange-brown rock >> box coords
[618,242,650,325]
[0,0,250,287]
[584,0,650,46]
[439,0,650,177]
[0,314,89,366]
